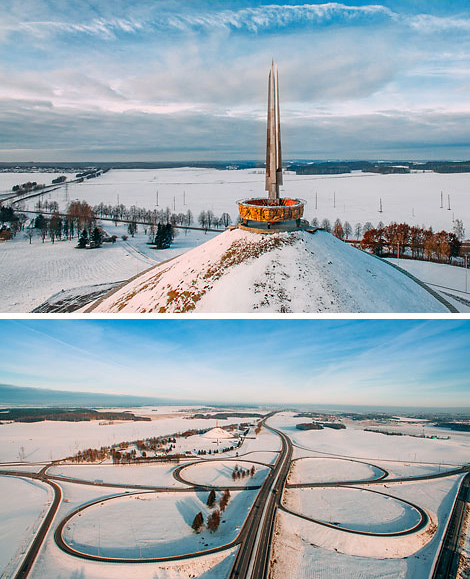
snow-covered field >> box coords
[288,457,384,484]
[270,413,470,465]
[63,489,254,559]
[1,168,468,312]
[0,235,152,312]
[0,227,220,312]
[48,463,186,488]
[180,460,269,488]
[0,410,259,462]
[0,171,69,197]
[0,476,52,578]
[10,168,467,233]
[284,486,422,533]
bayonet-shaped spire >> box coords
[265,61,283,200]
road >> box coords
[13,478,62,579]
[228,420,292,579]
[432,471,470,579]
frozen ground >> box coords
[0,411,259,462]
[288,457,383,484]
[48,463,186,488]
[284,486,422,533]
[11,168,467,233]
[181,460,269,488]
[269,413,470,465]
[63,489,255,559]
[0,476,52,578]
[90,228,449,313]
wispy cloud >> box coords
[3,3,470,40]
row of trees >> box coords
[92,201,232,231]
[232,464,256,480]
[312,216,466,263]
[192,489,232,533]
[312,216,465,243]
[12,181,45,193]
[360,223,462,262]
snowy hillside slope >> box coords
[89,229,449,313]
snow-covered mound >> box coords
[201,427,234,440]
[89,229,450,313]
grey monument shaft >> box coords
[265,62,283,200]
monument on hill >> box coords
[238,62,306,232]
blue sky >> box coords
[0,319,468,407]
[1,1,470,161]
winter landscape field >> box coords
[1,168,469,312]
[1,405,469,579]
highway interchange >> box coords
[1,413,469,579]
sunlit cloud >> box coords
[1,1,469,160]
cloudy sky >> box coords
[1,319,468,407]
[1,0,470,161]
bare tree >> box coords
[354,222,362,240]
[207,509,221,532]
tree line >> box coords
[312,216,465,263]
[93,201,232,230]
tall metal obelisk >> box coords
[265,61,283,200]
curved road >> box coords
[11,477,62,579]
[281,484,429,537]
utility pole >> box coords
[333,191,336,208]
[315,192,318,210]
[183,190,186,205]
[465,255,468,293]
[440,191,443,208]
[173,196,176,211]
[448,194,451,210]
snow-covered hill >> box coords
[89,229,450,313]
[201,427,235,440]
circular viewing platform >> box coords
[238,197,305,232]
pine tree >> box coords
[207,489,216,508]
[78,228,88,248]
[191,511,204,532]
[92,227,103,247]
